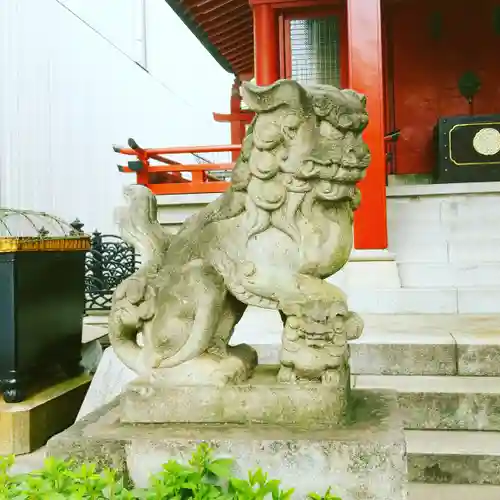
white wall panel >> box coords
[0,0,232,233]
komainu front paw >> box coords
[345,311,364,341]
[114,275,155,327]
[277,365,297,384]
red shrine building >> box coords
[117,0,500,314]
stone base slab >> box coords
[0,374,90,455]
[47,390,407,500]
[120,365,349,425]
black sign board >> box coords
[434,114,500,183]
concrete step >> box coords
[408,483,500,500]
[353,375,500,431]
[350,330,455,375]
[388,235,500,265]
[388,239,450,263]
[406,430,500,485]
[86,311,500,376]
[157,193,219,223]
[348,288,459,314]
[390,231,500,264]
[457,287,500,314]
[87,285,500,315]
[387,183,500,226]
[387,184,500,265]
[350,286,500,314]
[398,262,500,288]
[448,237,500,264]
[239,314,500,377]
[82,313,109,344]
[326,288,495,315]
[157,193,220,233]
[349,314,500,376]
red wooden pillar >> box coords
[347,0,388,250]
[252,3,279,85]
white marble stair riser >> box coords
[398,262,500,288]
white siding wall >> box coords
[0,0,233,233]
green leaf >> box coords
[280,487,295,500]
[0,445,343,500]
[207,458,233,479]
[229,477,254,494]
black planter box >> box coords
[0,239,89,403]
[434,114,500,183]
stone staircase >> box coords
[232,313,500,498]
[387,181,500,314]
[76,310,500,498]
[332,314,500,499]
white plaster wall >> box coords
[0,0,232,233]
[56,0,141,63]
[56,0,232,117]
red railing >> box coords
[116,127,399,196]
[114,138,241,195]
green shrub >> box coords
[0,443,342,499]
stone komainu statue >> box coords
[109,79,370,388]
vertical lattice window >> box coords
[290,17,341,88]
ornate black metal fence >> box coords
[84,230,139,311]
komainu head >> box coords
[233,79,370,208]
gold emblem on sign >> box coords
[472,127,500,156]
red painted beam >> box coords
[213,112,254,124]
[122,163,234,173]
[347,0,388,250]
[117,144,242,155]
[149,182,230,195]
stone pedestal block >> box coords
[120,365,349,426]
[47,391,407,500]
[0,374,90,455]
